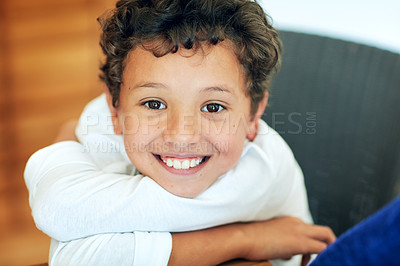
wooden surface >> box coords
[0,0,114,264]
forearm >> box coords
[169,217,336,266]
[169,224,247,266]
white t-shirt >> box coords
[24,94,312,266]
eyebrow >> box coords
[131,82,233,94]
[131,82,167,90]
[200,86,233,94]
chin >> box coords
[165,184,206,199]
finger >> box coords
[302,238,328,254]
[307,225,336,244]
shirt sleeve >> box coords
[24,141,140,241]
[49,231,172,266]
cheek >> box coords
[123,136,156,177]
[122,130,150,158]
[121,113,163,136]
[119,112,140,135]
[208,122,246,165]
[203,112,248,136]
[122,113,162,144]
[204,113,248,145]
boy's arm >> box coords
[170,217,335,265]
[48,217,334,265]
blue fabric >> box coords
[310,196,400,266]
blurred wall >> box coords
[0,0,114,264]
[261,0,400,54]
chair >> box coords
[263,30,400,236]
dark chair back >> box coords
[262,31,400,235]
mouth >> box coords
[153,154,210,170]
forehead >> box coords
[121,42,246,95]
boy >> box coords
[24,0,335,265]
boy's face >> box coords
[108,42,264,198]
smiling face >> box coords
[107,42,266,198]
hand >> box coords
[241,216,336,261]
[169,216,335,266]
[54,119,79,143]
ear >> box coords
[104,85,123,135]
[246,92,268,141]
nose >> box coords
[162,109,201,146]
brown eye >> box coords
[201,103,225,113]
[144,100,166,110]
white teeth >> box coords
[167,159,173,167]
[162,157,204,169]
[181,160,190,169]
[173,160,181,169]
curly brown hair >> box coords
[98,0,282,115]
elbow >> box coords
[31,193,75,242]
